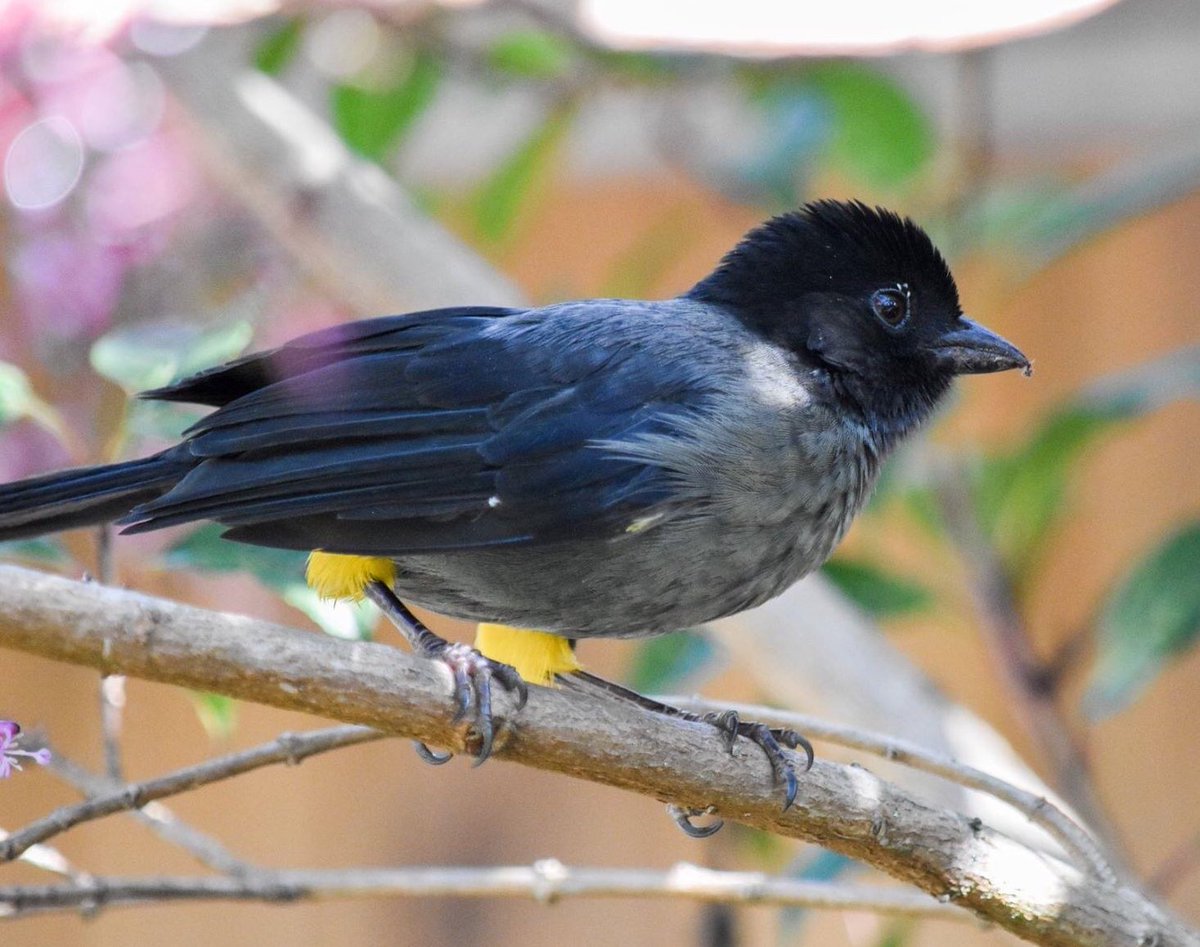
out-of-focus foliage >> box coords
[626,629,718,693]
[1084,522,1200,718]
[254,17,304,75]
[487,30,577,79]
[822,558,933,619]
[90,320,254,394]
[973,345,1200,581]
[0,362,37,428]
[738,62,933,206]
[162,524,378,641]
[191,691,239,741]
[473,102,576,243]
[0,538,67,564]
[332,49,443,162]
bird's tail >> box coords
[0,450,189,542]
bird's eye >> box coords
[870,287,909,328]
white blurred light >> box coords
[4,117,85,212]
[306,9,382,79]
[579,0,1121,55]
[129,18,209,56]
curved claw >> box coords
[667,804,723,839]
[413,741,454,765]
[434,642,527,766]
[776,727,815,773]
[492,663,529,711]
[471,670,496,767]
[448,657,476,725]
[740,722,799,811]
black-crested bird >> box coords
[0,201,1029,825]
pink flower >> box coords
[0,720,51,778]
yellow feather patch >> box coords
[306,551,395,602]
[474,623,581,686]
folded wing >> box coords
[122,304,696,554]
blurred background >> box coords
[0,0,1197,944]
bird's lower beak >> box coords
[932,318,1031,376]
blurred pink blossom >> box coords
[11,229,127,336]
[86,132,197,239]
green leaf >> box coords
[190,692,238,741]
[1084,521,1200,719]
[254,17,304,75]
[991,151,1200,269]
[178,322,255,380]
[332,50,442,162]
[875,920,915,947]
[591,50,680,83]
[779,849,857,935]
[282,585,377,641]
[0,359,70,444]
[473,103,574,243]
[0,361,34,427]
[974,344,1200,577]
[162,526,376,640]
[0,537,68,564]
[973,407,1117,578]
[626,630,717,693]
[488,30,575,78]
[90,320,253,394]
[805,63,933,189]
[126,400,204,443]
[162,524,305,591]
[822,558,933,619]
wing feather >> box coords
[123,302,704,553]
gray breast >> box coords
[392,341,883,638]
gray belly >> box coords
[392,441,878,637]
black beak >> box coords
[932,318,1030,376]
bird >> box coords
[0,200,1028,825]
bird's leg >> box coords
[364,581,528,765]
[566,670,813,832]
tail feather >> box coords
[0,451,188,542]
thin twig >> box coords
[45,751,259,877]
[0,862,969,920]
[0,726,384,863]
[933,472,1125,865]
[94,524,125,782]
[0,828,90,885]
[662,696,1116,884]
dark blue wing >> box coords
[121,303,701,554]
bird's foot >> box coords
[364,580,527,765]
[418,640,528,765]
[667,804,723,839]
[702,709,813,812]
[566,671,814,832]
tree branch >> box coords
[663,697,1114,885]
[17,729,380,869]
[0,565,1193,946]
[0,863,968,921]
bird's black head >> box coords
[689,200,1029,432]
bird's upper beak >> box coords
[932,318,1031,376]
